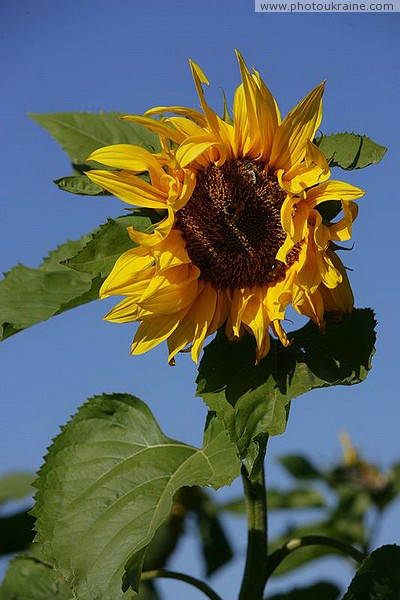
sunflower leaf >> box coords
[32,394,240,600]
[54,175,110,195]
[0,557,74,600]
[30,112,161,168]
[197,309,376,469]
[315,133,386,170]
[0,236,96,341]
[0,214,152,341]
[343,545,400,599]
[63,213,155,278]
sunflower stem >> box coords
[238,458,268,600]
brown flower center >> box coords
[175,159,299,290]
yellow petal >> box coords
[122,115,185,145]
[166,117,206,138]
[153,229,192,272]
[85,169,167,209]
[207,289,230,336]
[100,249,154,298]
[176,136,226,168]
[277,199,309,262]
[314,201,358,248]
[104,298,154,323]
[270,320,291,348]
[167,316,197,365]
[104,297,141,323]
[241,290,271,362]
[280,141,330,193]
[306,180,365,207]
[269,82,325,171]
[189,60,234,155]
[130,311,186,355]
[190,283,218,362]
[233,51,280,162]
[168,169,196,211]
[127,206,175,247]
[330,201,358,242]
[87,144,166,187]
[145,105,207,127]
[319,250,353,312]
[138,265,200,314]
[291,286,325,326]
[226,288,253,340]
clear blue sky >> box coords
[1,2,399,597]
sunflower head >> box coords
[86,51,364,365]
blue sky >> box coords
[1,2,400,597]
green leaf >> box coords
[0,510,35,556]
[278,455,322,480]
[0,557,74,600]
[33,394,240,600]
[315,133,386,170]
[0,472,34,504]
[343,545,400,599]
[30,112,161,168]
[268,581,340,600]
[221,488,326,514]
[64,212,156,278]
[0,236,97,341]
[0,212,154,341]
[197,309,376,466]
[54,175,109,195]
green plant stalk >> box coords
[238,462,268,600]
[265,534,366,579]
[141,568,223,600]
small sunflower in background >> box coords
[86,51,364,364]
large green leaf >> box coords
[0,557,74,600]
[0,472,34,504]
[31,112,161,169]
[268,581,340,600]
[343,545,400,599]
[315,133,386,170]
[33,394,240,600]
[0,214,153,341]
[197,309,376,466]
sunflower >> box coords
[86,51,364,365]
